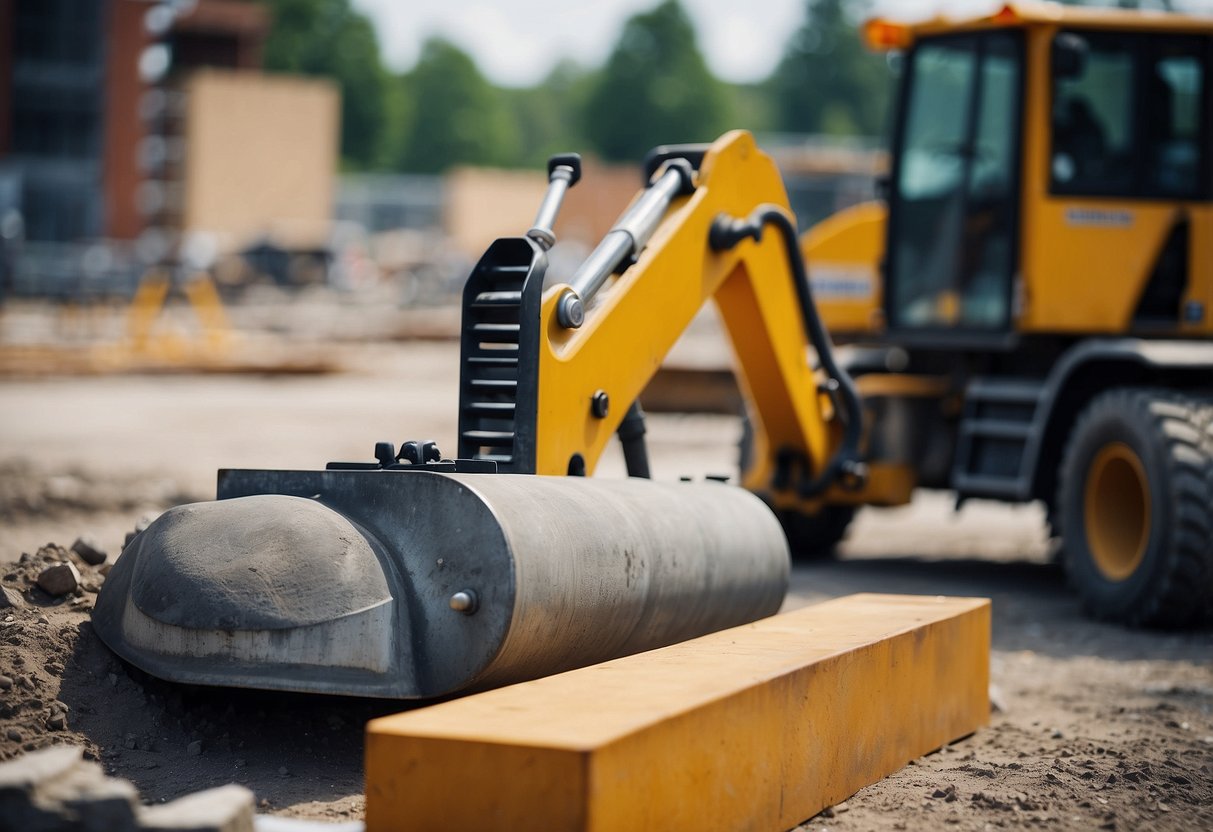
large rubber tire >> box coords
[1057,389,1213,628]
[776,505,856,561]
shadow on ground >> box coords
[789,554,1213,663]
[56,618,415,815]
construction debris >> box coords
[138,784,254,832]
[0,585,23,609]
[36,562,80,597]
[0,745,254,832]
[69,537,108,566]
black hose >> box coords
[709,205,866,496]
[617,400,651,478]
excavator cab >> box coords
[814,5,1212,342]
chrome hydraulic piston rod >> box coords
[526,153,581,251]
[556,159,695,328]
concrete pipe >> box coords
[93,471,789,698]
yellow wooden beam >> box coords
[365,593,990,832]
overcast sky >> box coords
[349,0,1213,87]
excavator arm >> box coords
[458,130,864,511]
[94,132,882,701]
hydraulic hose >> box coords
[617,400,652,479]
[709,205,866,497]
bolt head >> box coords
[559,292,584,328]
[449,590,478,614]
[591,390,610,419]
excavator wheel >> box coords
[1057,388,1213,628]
[777,505,856,561]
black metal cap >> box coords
[547,153,582,187]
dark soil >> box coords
[0,541,400,819]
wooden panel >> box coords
[366,593,990,832]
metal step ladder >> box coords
[951,377,1046,502]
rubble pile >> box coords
[3,539,110,616]
[0,745,254,832]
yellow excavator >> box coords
[92,4,1210,703]
[803,2,1212,627]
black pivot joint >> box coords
[398,440,442,465]
[709,214,763,252]
[547,153,582,187]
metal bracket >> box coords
[326,440,498,474]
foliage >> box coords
[770,0,891,137]
[261,0,897,172]
[583,1,732,162]
[392,39,521,173]
[260,0,387,169]
[501,61,598,168]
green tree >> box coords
[261,0,388,168]
[770,0,890,137]
[584,0,731,162]
[504,61,598,168]
[394,39,520,173]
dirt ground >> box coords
[1,339,1210,830]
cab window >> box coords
[887,32,1024,332]
[1051,32,1211,200]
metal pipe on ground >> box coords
[92,472,789,699]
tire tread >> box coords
[1057,388,1213,628]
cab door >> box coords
[885,31,1025,336]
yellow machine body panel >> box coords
[534,132,837,505]
[1022,200,1212,334]
[803,202,886,336]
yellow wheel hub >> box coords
[1084,442,1151,582]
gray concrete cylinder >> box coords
[94,471,789,699]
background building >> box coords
[0,0,337,297]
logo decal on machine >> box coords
[1065,208,1134,228]
[809,265,875,301]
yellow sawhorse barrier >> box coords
[366,593,990,831]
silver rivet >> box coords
[449,590,478,614]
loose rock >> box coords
[35,543,70,564]
[0,745,140,831]
[0,674,11,690]
[70,537,108,566]
[36,561,81,597]
[137,783,255,832]
[0,585,25,609]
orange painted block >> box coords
[365,593,990,832]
